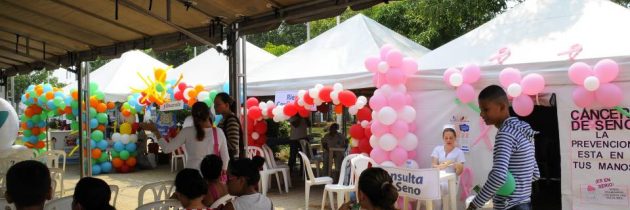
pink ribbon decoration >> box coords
[460,167,474,201]
[557,44,583,61]
[471,118,493,151]
[488,47,511,65]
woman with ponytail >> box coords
[339,167,399,210]
[141,102,229,171]
[214,92,244,159]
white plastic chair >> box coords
[136,199,182,210]
[137,181,176,207]
[321,154,358,210]
[171,145,187,172]
[39,150,66,197]
[246,146,283,195]
[349,155,378,186]
[44,196,73,210]
[299,151,333,210]
[300,140,323,177]
[0,198,16,210]
[51,179,57,199]
[110,185,119,207]
[209,194,235,208]
[262,144,291,190]
[465,196,494,209]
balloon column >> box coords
[568,59,623,108]
[443,64,481,103]
[348,105,373,154]
[498,68,546,116]
[245,98,275,147]
[20,84,71,151]
[364,45,419,169]
[110,123,138,173]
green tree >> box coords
[263,43,295,56]
[12,70,63,104]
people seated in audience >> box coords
[222,157,273,210]
[174,168,211,209]
[4,160,52,210]
[200,154,228,206]
[72,177,116,210]
[339,167,399,210]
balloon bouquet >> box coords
[245,98,274,147]
[20,84,71,151]
[568,59,623,108]
[110,122,138,173]
[499,68,546,116]
[364,45,420,169]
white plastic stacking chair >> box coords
[209,194,235,208]
[299,151,333,210]
[39,150,66,197]
[0,198,16,210]
[321,154,359,210]
[300,140,323,177]
[110,185,119,207]
[44,196,73,210]
[137,181,176,207]
[246,146,283,195]
[465,196,494,210]
[136,199,182,210]
[171,145,187,172]
[262,144,291,190]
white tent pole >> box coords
[306,22,311,41]
[336,16,340,25]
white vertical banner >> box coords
[382,167,441,200]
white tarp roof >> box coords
[247,14,431,96]
[51,68,76,85]
[170,42,276,90]
[418,0,630,73]
[64,50,168,102]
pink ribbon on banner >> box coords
[471,118,493,151]
[557,44,582,61]
[488,47,511,65]
[460,167,474,201]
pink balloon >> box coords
[407,150,417,159]
[386,50,404,67]
[370,148,390,164]
[594,59,619,84]
[456,84,475,103]
[370,121,390,137]
[390,120,409,139]
[572,86,595,108]
[568,62,593,85]
[389,147,408,166]
[364,56,381,73]
[369,94,388,111]
[443,68,460,86]
[521,73,545,95]
[373,73,386,88]
[380,45,394,60]
[401,58,418,75]
[405,94,413,105]
[462,64,481,84]
[388,92,407,110]
[512,95,534,116]
[499,67,522,87]
[385,69,406,85]
[408,123,417,132]
[595,84,623,108]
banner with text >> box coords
[159,101,184,111]
[382,167,440,200]
[274,90,297,106]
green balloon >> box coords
[156,83,165,92]
[111,150,119,158]
[71,122,79,131]
[130,151,137,157]
[53,97,63,106]
[130,108,137,114]
[89,108,97,118]
[497,171,516,196]
[39,95,47,103]
[66,113,76,121]
[98,152,109,162]
[95,91,105,101]
[71,101,79,109]
[89,83,99,93]
[91,130,104,141]
[97,113,108,124]
[47,111,55,118]
[32,114,41,123]
[21,115,29,123]
[38,133,46,140]
[23,130,32,136]
[209,90,218,101]
[92,158,100,164]
[123,102,130,110]
[119,150,130,160]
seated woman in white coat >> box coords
[431,124,465,209]
[141,102,229,171]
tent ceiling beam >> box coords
[174,0,221,22]
[0,27,73,51]
[0,39,58,57]
[0,55,28,65]
[0,46,58,67]
[117,0,215,47]
[0,14,96,47]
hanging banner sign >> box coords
[275,90,298,106]
[159,101,184,111]
[381,167,441,200]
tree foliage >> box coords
[11,70,63,104]
[262,43,295,56]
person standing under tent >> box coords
[288,115,310,172]
[215,92,244,159]
[321,123,345,176]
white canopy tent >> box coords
[406,1,630,209]
[64,50,168,102]
[51,68,76,85]
[246,14,431,96]
[170,42,276,90]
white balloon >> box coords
[380,85,393,96]
[314,98,323,106]
[183,88,193,100]
[507,83,523,97]
[333,83,344,91]
[252,132,260,140]
[298,99,305,106]
[129,134,138,143]
[358,96,368,103]
[197,91,209,101]
[584,76,600,91]
[121,134,130,144]
[330,91,340,101]
[398,106,416,123]
[369,136,378,148]
[350,138,359,147]
[392,84,407,93]
[308,88,319,99]
[379,134,398,151]
[259,102,267,110]
[266,101,275,108]
[298,90,307,98]
[332,99,340,105]
[400,133,419,151]
[381,161,397,167]
[449,73,464,87]
[377,61,389,73]
[355,99,366,108]
[111,133,122,142]
[371,111,378,122]
[315,84,324,90]
[360,120,369,128]
[405,160,420,169]
[378,107,397,125]
[349,106,359,115]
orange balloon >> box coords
[187,90,198,99]
[34,106,43,114]
[64,107,73,114]
[35,85,43,96]
[32,127,41,136]
[33,97,38,104]
[125,157,137,167]
[21,122,28,130]
[96,103,107,113]
[188,99,196,107]
[107,102,115,109]
[112,158,123,168]
[24,142,34,149]
[25,108,34,117]
[90,97,99,108]
[194,84,204,93]
[96,125,106,132]
[91,149,102,159]
[72,91,79,100]
[122,109,131,117]
[25,92,30,98]
[35,141,46,149]
[45,92,54,100]
[334,105,343,114]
